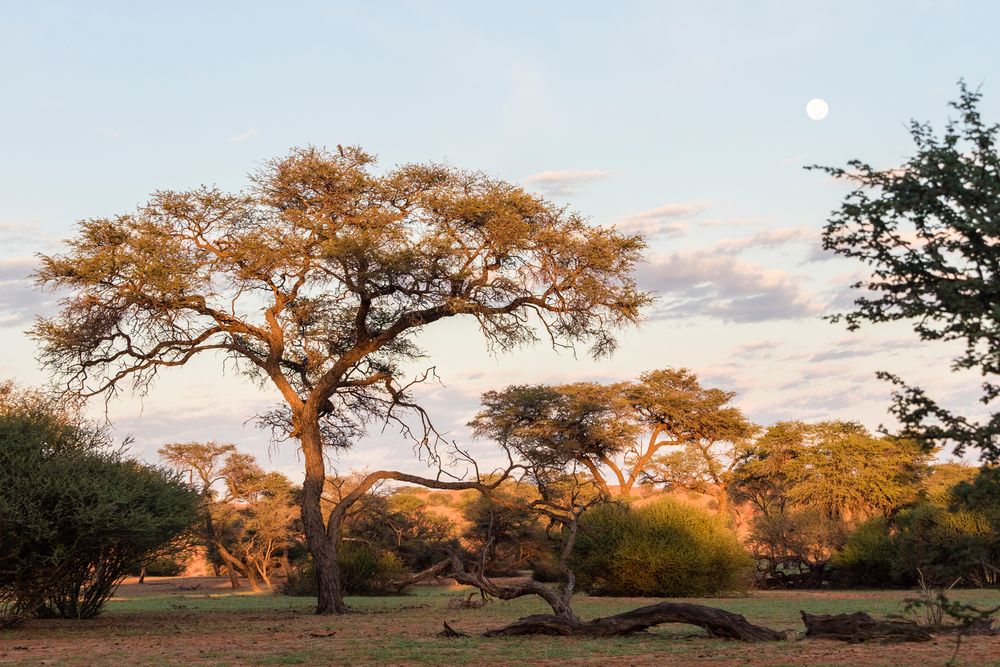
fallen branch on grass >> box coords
[438,621,471,638]
[391,560,451,594]
[800,611,933,642]
[481,603,786,640]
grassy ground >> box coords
[2,577,1000,666]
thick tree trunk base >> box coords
[800,611,934,642]
[482,602,785,641]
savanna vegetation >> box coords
[2,84,999,663]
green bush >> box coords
[834,503,999,587]
[572,499,751,597]
[280,543,406,597]
[142,557,186,577]
[0,383,200,623]
[831,517,897,587]
[338,542,406,594]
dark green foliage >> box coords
[816,83,1000,461]
[835,470,1000,588]
[831,518,897,587]
[141,557,185,577]
[462,493,553,576]
[337,542,406,595]
[571,499,751,597]
[280,543,406,597]
[345,493,458,572]
[0,383,200,622]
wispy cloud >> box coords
[0,256,50,328]
[0,220,45,247]
[732,340,779,359]
[807,336,911,363]
[522,169,613,196]
[229,128,262,144]
[713,227,817,253]
[638,251,825,323]
[0,256,36,282]
[616,201,706,237]
[697,218,759,228]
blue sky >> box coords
[1,1,997,479]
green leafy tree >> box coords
[816,83,1000,461]
[731,421,929,584]
[34,146,649,613]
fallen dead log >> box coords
[800,611,934,643]
[482,602,785,641]
[391,560,452,594]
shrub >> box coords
[338,542,406,595]
[834,503,999,587]
[0,383,200,622]
[831,517,897,587]
[142,557,186,577]
[280,543,407,597]
[572,499,751,597]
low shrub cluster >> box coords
[281,542,407,597]
[572,498,751,597]
[834,470,1000,588]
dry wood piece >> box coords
[483,602,786,641]
[800,611,934,643]
[438,621,471,638]
[390,559,451,594]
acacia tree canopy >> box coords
[33,146,650,614]
[470,369,755,498]
[816,83,1000,461]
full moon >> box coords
[806,98,829,121]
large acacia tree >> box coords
[32,146,649,614]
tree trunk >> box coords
[313,543,345,614]
[300,424,347,614]
[213,541,244,590]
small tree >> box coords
[160,443,298,590]
[816,83,1000,462]
[35,146,649,613]
[159,442,247,588]
[616,369,756,500]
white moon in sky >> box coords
[806,98,829,121]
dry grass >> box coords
[1,577,999,666]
